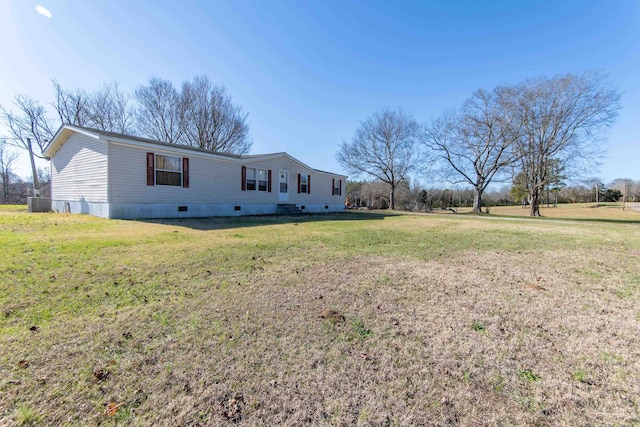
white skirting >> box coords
[51,200,345,219]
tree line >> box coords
[337,71,622,216]
[0,76,251,196]
[0,71,626,214]
[345,178,639,212]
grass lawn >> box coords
[1,204,640,425]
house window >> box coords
[298,174,310,194]
[333,178,342,196]
[242,166,271,192]
[156,154,182,186]
[258,169,268,192]
[246,167,257,191]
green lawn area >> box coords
[1,205,640,425]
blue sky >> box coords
[1,0,638,185]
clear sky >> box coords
[1,0,638,185]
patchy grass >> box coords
[518,369,543,383]
[2,206,640,425]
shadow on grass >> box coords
[0,204,29,213]
[141,210,397,231]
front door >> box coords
[278,170,289,202]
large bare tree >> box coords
[0,95,55,194]
[422,86,521,213]
[52,80,92,127]
[337,108,419,209]
[134,77,184,143]
[181,76,251,154]
[87,82,134,134]
[52,80,135,133]
[513,72,620,216]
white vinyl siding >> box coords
[244,158,345,205]
[108,143,282,204]
[108,143,346,206]
[50,133,108,202]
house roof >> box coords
[43,124,347,177]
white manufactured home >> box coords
[43,125,347,219]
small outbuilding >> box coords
[43,125,347,219]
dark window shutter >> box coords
[241,166,246,191]
[339,179,342,196]
[146,152,155,186]
[182,157,189,188]
[332,178,335,195]
[268,169,272,192]
[308,175,311,194]
[297,173,301,193]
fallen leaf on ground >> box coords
[104,402,122,416]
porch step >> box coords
[278,204,303,215]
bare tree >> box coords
[0,95,55,194]
[53,80,137,133]
[513,72,620,216]
[609,178,635,208]
[181,76,251,154]
[337,108,419,209]
[630,180,640,203]
[0,140,19,201]
[36,166,51,198]
[361,180,392,209]
[87,82,135,133]
[422,86,520,213]
[134,77,184,143]
[52,80,91,126]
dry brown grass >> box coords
[1,208,640,425]
[458,202,640,221]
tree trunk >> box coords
[2,173,8,200]
[546,187,550,208]
[529,190,541,217]
[389,185,395,210]
[472,188,483,213]
[27,138,40,197]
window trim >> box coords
[147,152,188,187]
[298,173,310,194]
[155,153,183,187]
[258,168,269,192]
[245,167,257,191]
[241,166,272,192]
[332,178,342,196]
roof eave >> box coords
[43,124,101,158]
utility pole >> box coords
[27,138,40,197]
